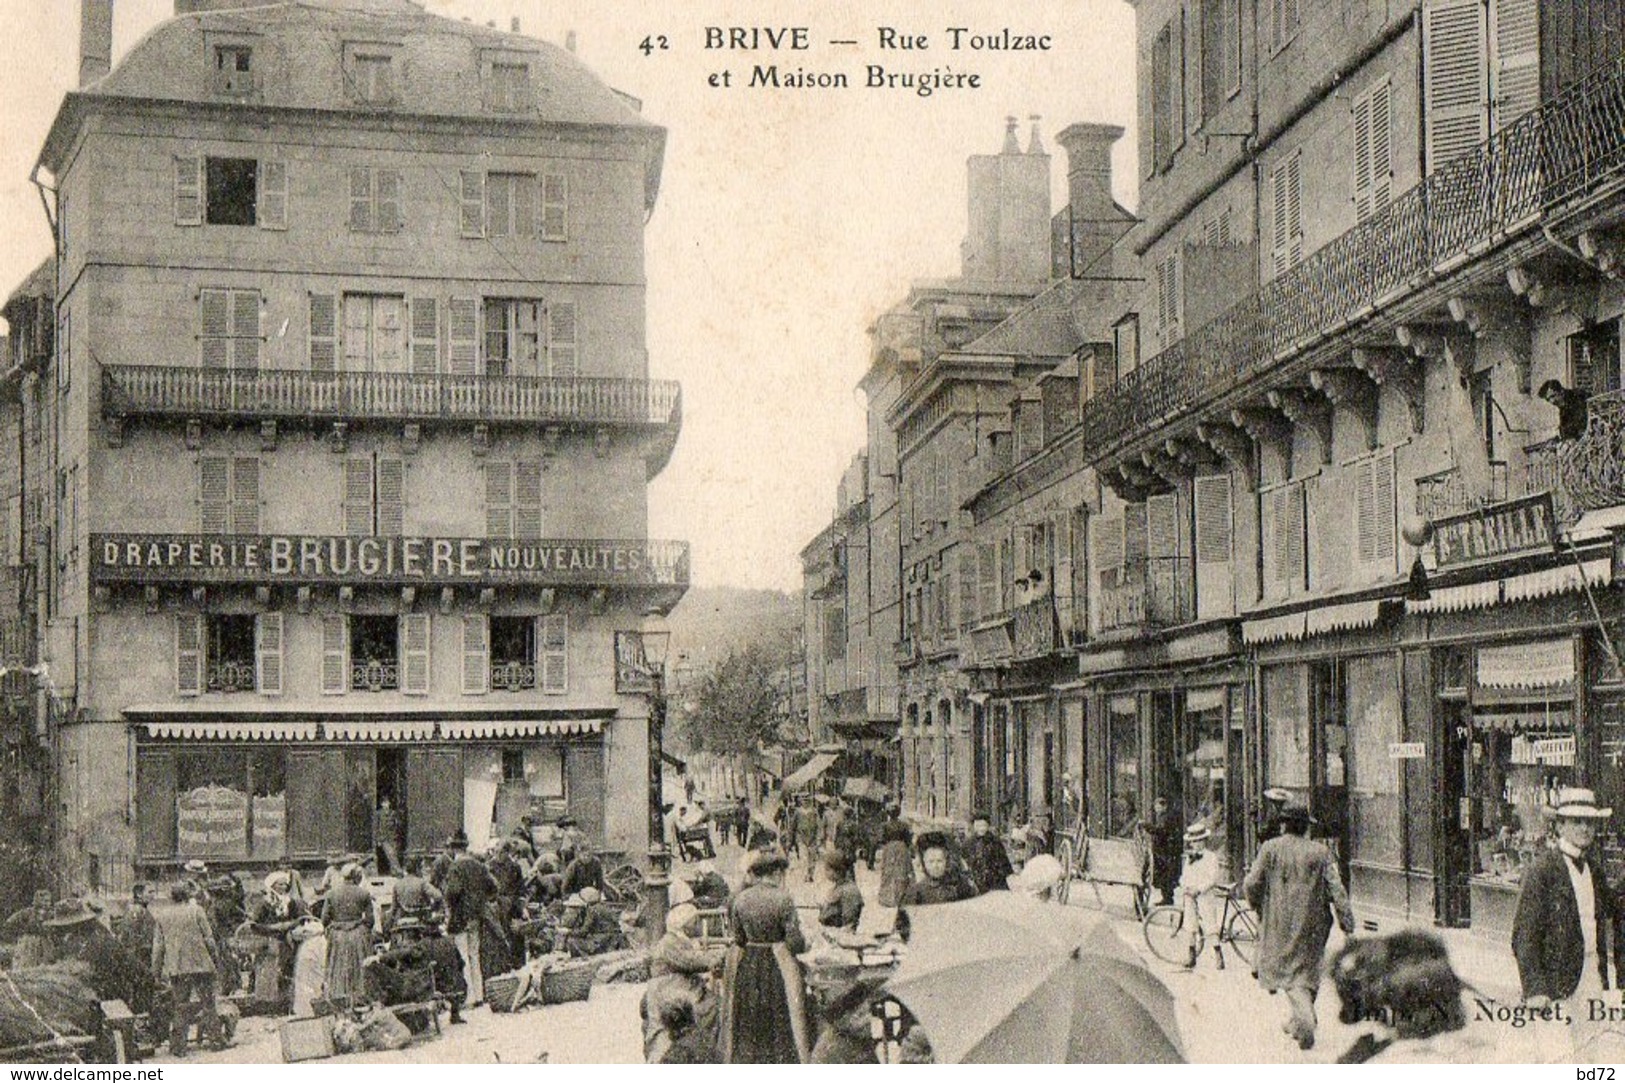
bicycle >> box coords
[1141,881,1258,970]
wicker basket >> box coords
[484,972,524,1013]
[541,959,599,1004]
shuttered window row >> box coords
[200,288,260,370]
[1422,0,1539,174]
[1269,153,1303,277]
[459,169,569,241]
[175,156,286,229]
[199,455,260,534]
[1351,449,1398,574]
[307,294,576,377]
[343,455,406,537]
[1262,481,1307,595]
[485,460,544,540]
[175,612,283,696]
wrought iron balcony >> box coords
[101,365,682,430]
[1079,57,1625,463]
[1097,557,1193,635]
[205,660,257,694]
[1011,596,1058,660]
[1414,462,1510,521]
[1524,391,1625,521]
[491,661,537,692]
[351,659,400,692]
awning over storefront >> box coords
[1242,611,1306,644]
[325,720,437,741]
[782,752,838,790]
[441,719,603,739]
[1407,558,1612,614]
[1304,599,1383,637]
[842,777,890,802]
[144,721,319,740]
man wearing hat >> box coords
[441,829,497,1006]
[151,883,224,1056]
[1513,787,1625,1008]
[1177,822,1223,967]
[3,889,56,968]
[1244,799,1354,1051]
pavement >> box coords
[145,839,1537,1065]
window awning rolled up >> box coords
[441,718,604,739]
[782,752,838,790]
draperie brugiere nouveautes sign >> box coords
[91,534,689,586]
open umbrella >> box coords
[886,892,1184,1063]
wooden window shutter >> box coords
[343,456,373,536]
[408,297,438,375]
[565,744,604,845]
[976,541,997,618]
[400,613,430,695]
[1169,13,1186,152]
[137,750,177,859]
[231,455,259,534]
[1123,502,1149,569]
[256,611,283,695]
[1353,457,1378,565]
[547,302,578,378]
[514,174,537,238]
[1423,0,1489,174]
[199,455,230,533]
[461,614,489,695]
[1369,80,1392,213]
[376,457,404,537]
[958,548,977,630]
[175,155,203,226]
[485,460,514,539]
[998,535,1014,611]
[348,167,373,232]
[406,748,463,852]
[309,293,338,373]
[321,613,349,695]
[257,159,287,229]
[447,297,479,375]
[1489,0,1538,130]
[230,289,260,369]
[176,613,205,696]
[459,170,485,237]
[1353,86,1374,222]
[1151,24,1173,175]
[1373,449,1396,570]
[1146,493,1179,566]
[515,460,543,539]
[541,173,567,240]
[1194,474,1234,618]
[1094,515,1125,580]
[200,288,231,369]
[1285,482,1307,590]
[376,168,403,233]
[539,614,568,693]
[1055,513,1076,638]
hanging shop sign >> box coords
[91,533,688,587]
[1430,493,1555,571]
[1388,742,1426,759]
[614,632,656,695]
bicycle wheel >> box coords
[1223,904,1259,967]
[1142,904,1199,966]
[1055,838,1076,905]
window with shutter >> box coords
[400,613,430,695]
[175,155,203,226]
[486,461,513,538]
[1489,0,1538,129]
[376,458,404,536]
[231,455,259,534]
[459,171,485,237]
[231,290,259,369]
[408,297,437,375]
[1156,254,1182,345]
[1353,79,1393,221]
[976,542,997,618]
[1123,502,1149,570]
[1283,483,1306,590]
[1373,450,1396,570]
[486,173,538,238]
[541,173,567,241]
[343,457,373,536]
[462,614,490,695]
[256,611,283,695]
[348,167,373,232]
[376,169,402,232]
[447,297,479,375]
[1194,474,1234,618]
[1095,514,1125,579]
[1151,23,1175,174]
[1354,451,1398,575]
[321,614,349,695]
[1271,0,1301,52]
[200,289,231,369]
[998,537,1013,611]
[1270,154,1303,276]
[257,159,287,230]
[547,302,578,377]
[1423,0,1489,173]
[309,293,338,373]
[539,614,567,693]
[959,549,977,631]
[200,456,230,533]
[176,613,205,696]
[515,460,543,539]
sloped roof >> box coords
[960,278,1088,359]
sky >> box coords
[0,0,1139,592]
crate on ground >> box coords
[278,1015,335,1063]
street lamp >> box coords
[638,614,673,947]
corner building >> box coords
[30,0,684,890]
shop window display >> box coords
[1107,695,1140,836]
[1469,715,1575,885]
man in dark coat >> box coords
[442,829,498,1006]
[1512,788,1624,1007]
[561,840,606,897]
[963,812,1014,894]
[1144,795,1183,906]
[151,883,224,1056]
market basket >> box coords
[484,972,524,1013]
[540,958,599,1004]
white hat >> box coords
[1183,822,1212,845]
[1015,854,1063,896]
[1553,787,1613,820]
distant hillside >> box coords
[667,585,799,674]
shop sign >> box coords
[91,533,687,587]
[1532,737,1577,765]
[1430,493,1555,570]
[1388,742,1425,759]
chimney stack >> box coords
[565,30,577,52]
[962,118,1052,287]
[1055,123,1128,274]
[79,0,113,87]
[511,16,521,32]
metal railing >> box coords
[491,661,537,692]
[1079,57,1625,462]
[102,366,682,427]
[1011,596,1057,659]
[1097,557,1193,634]
[351,659,400,692]
[1525,390,1625,520]
[1414,461,1510,521]
[205,660,256,694]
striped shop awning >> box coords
[1241,611,1306,645]
[441,718,604,740]
[1408,558,1612,614]
[325,720,438,741]
[144,721,319,741]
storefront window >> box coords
[1107,695,1140,837]
[1345,655,1400,868]
[1182,688,1226,833]
[1263,665,1310,792]
[172,748,286,860]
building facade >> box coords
[16,0,684,893]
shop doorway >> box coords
[1310,661,1351,887]
[1435,700,1473,926]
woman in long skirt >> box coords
[717,851,810,1062]
[319,864,375,1005]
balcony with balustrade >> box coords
[100,366,683,474]
[1523,390,1625,521]
[1097,557,1194,637]
[1079,58,1625,487]
[1011,597,1058,661]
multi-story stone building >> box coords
[17,0,684,892]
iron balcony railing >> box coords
[1525,390,1625,520]
[205,660,257,694]
[352,659,400,692]
[1414,462,1510,521]
[1079,57,1625,461]
[1011,596,1058,660]
[102,366,682,428]
[1097,557,1194,634]
[491,661,537,692]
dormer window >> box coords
[483,55,534,113]
[345,44,396,105]
[213,44,256,95]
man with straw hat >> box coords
[1513,786,1624,1009]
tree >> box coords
[676,635,795,799]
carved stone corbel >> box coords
[1578,229,1625,277]
[1310,368,1380,452]
[1398,324,1476,386]
[1266,388,1333,465]
[259,419,278,452]
[1507,265,1598,321]
[1196,421,1255,491]
[1352,347,1424,433]
[1141,446,1189,487]
[1230,406,1292,466]
[1448,296,1533,392]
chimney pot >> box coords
[565,29,577,52]
[1027,115,1045,155]
[1002,116,1020,154]
[79,0,113,87]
